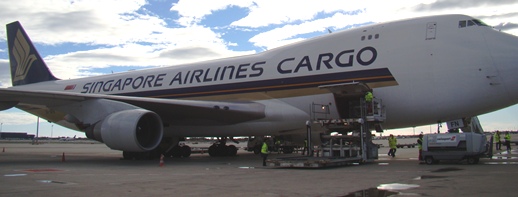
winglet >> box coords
[6,21,58,86]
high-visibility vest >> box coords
[494,133,501,141]
[505,133,511,141]
[365,92,373,102]
[388,137,397,148]
[261,142,269,154]
[417,138,423,150]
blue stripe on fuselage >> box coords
[116,68,395,99]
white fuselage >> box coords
[12,15,518,137]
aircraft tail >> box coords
[6,21,58,86]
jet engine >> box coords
[89,109,163,152]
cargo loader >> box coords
[422,117,492,164]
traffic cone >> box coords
[159,154,164,167]
[61,152,65,162]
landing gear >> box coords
[208,138,238,157]
[165,144,192,158]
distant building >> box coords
[0,132,35,139]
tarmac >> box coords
[1,139,517,197]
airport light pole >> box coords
[51,124,53,139]
[35,117,39,145]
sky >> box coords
[0,0,517,138]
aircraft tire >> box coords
[170,146,182,158]
[208,145,217,156]
[228,145,238,156]
[218,145,228,156]
[181,146,191,158]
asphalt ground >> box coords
[0,140,517,197]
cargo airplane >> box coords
[2,15,518,159]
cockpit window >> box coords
[458,21,467,28]
[458,19,489,28]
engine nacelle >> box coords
[92,109,163,152]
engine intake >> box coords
[92,109,163,152]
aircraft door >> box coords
[319,82,371,119]
[426,22,437,40]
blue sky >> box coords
[0,0,518,137]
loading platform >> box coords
[266,83,384,168]
[266,134,370,168]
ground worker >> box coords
[365,91,373,114]
[302,139,308,155]
[417,134,423,163]
[495,131,502,150]
[261,138,269,166]
[365,91,373,102]
[388,134,397,157]
[275,138,281,153]
[505,131,511,151]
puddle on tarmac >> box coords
[342,183,420,197]
[4,174,27,177]
[37,180,74,185]
[378,163,389,165]
[491,156,518,159]
[22,169,63,172]
[341,188,399,197]
[431,167,463,173]
[413,175,447,180]
[484,162,518,165]
[378,183,420,190]
[238,167,255,169]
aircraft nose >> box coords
[486,31,518,103]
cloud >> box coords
[493,22,518,31]
[413,0,518,11]
[230,0,369,28]
[0,60,11,87]
[160,46,220,60]
[248,11,371,49]
[0,109,40,125]
[170,0,254,26]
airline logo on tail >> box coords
[11,29,37,83]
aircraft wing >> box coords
[0,88,266,125]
